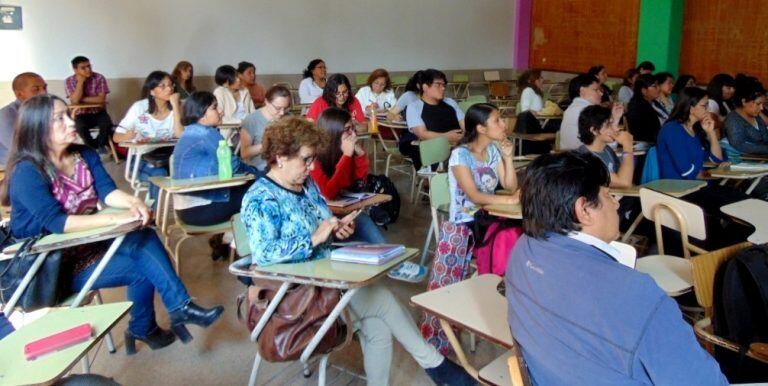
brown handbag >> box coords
[236,278,352,362]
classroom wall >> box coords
[679,0,768,84]
[0,0,516,117]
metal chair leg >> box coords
[420,218,435,266]
[318,354,329,386]
[247,352,262,386]
[95,291,117,354]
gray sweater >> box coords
[724,110,768,154]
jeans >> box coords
[71,228,190,336]
[136,159,168,205]
[348,213,386,244]
[350,282,444,385]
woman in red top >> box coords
[306,74,365,127]
[312,107,427,282]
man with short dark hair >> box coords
[559,74,622,150]
[636,60,656,75]
[0,72,47,167]
[504,151,727,386]
[65,55,113,149]
[578,105,634,188]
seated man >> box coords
[578,105,633,188]
[505,151,727,386]
[0,72,47,167]
[65,56,113,150]
[402,68,465,170]
[636,60,656,75]
[558,74,603,150]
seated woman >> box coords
[577,105,634,188]
[587,65,612,104]
[402,69,465,170]
[617,68,639,105]
[298,59,326,104]
[355,68,397,114]
[113,71,183,203]
[656,87,751,250]
[212,64,254,124]
[306,73,365,126]
[725,77,768,155]
[312,108,426,282]
[449,103,519,221]
[387,70,423,122]
[240,117,474,386]
[654,72,675,117]
[171,61,195,100]
[237,61,266,108]
[172,91,261,226]
[5,95,223,354]
[517,69,545,113]
[706,73,735,118]
[240,85,292,171]
[672,74,696,102]
[626,74,661,143]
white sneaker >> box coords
[418,166,432,174]
[387,261,428,283]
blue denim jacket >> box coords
[172,123,261,203]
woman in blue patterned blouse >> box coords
[241,117,474,386]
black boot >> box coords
[124,326,176,355]
[424,358,477,386]
[168,302,224,343]
[208,234,229,261]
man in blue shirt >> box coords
[0,72,47,167]
[505,151,727,385]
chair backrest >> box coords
[231,213,251,257]
[609,241,637,268]
[639,187,707,258]
[691,242,751,315]
[452,73,469,83]
[419,137,451,166]
[640,146,659,184]
[429,173,450,210]
[458,100,473,114]
[355,74,368,86]
[465,95,488,104]
[489,82,511,98]
[484,70,501,82]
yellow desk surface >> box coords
[0,302,131,386]
[150,174,254,193]
[610,179,707,198]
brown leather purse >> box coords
[236,278,352,362]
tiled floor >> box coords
[69,157,507,385]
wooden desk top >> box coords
[411,274,513,348]
[118,140,177,150]
[483,203,522,219]
[740,153,768,162]
[67,103,103,110]
[709,165,768,179]
[721,198,768,244]
[511,133,556,141]
[378,120,408,129]
[609,179,707,198]
[217,122,242,129]
[3,217,141,255]
[229,248,418,289]
[328,194,392,215]
[150,174,254,193]
[0,302,131,386]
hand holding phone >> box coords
[339,209,362,227]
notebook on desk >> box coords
[330,243,405,265]
[325,192,376,207]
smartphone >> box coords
[339,209,363,227]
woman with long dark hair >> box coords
[3,94,223,354]
[171,61,195,99]
[298,58,327,104]
[305,73,365,125]
[625,74,662,143]
[113,70,183,202]
[706,73,736,117]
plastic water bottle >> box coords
[217,140,232,179]
[369,108,379,134]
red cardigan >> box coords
[310,154,369,199]
[306,97,366,124]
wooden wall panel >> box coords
[680,1,768,83]
[530,0,640,77]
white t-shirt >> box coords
[298,77,323,104]
[617,86,633,105]
[355,86,397,113]
[559,97,592,150]
[116,99,174,140]
[520,87,544,113]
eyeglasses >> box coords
[300,154,316,166]
[157,82,174,89]
[431,82,447,88]
[335,90,349,97]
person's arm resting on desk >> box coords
[242,195,316,266]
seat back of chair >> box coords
[231,213,251,257]
[458,100,473,114]
[639,187,706,258]
[490,82,511,98]
[429,173,450,211]
[484,70,501,82]
[691,242,751,315]
[609,241,637,268]
[453,73,469,83]
[391,75,408,86]
[419,137,451,167]
[465,95,488,104]
[355,74,368,86]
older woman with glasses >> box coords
[240,85,292,170]
[306,73,365,127]
[241,117,474,386]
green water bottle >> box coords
[217,140,232,179]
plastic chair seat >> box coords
[636,254,693,296]
[174,218,232,235]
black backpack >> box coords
[712,245,768,382]
[355,174,400,227]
